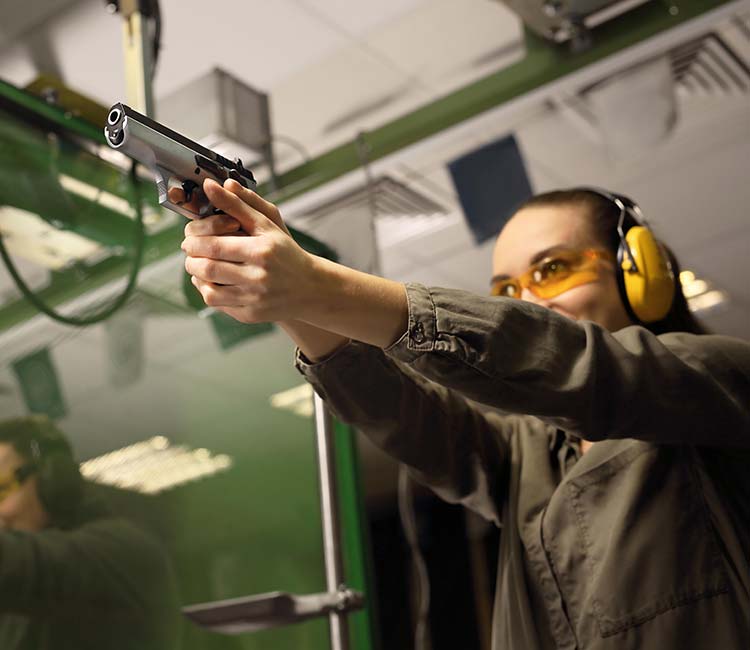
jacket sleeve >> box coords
[0,517,174,620]
[296,341,514,524]
[386,283,750,448]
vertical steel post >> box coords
[118,0,155,116]
[313,392,350,650]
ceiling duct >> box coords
[553,12,750,156]
[496,0,654,45]
[297,176,447,223]
[158,68,273,175]
[291,176,449,272]
[583,54,678,155]
[670,28,750,94]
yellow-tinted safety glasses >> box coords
[490,248,613,300]
[0,475,21,503]
[0,465,34,503]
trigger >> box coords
[181,180,199,203]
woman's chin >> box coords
[550,306,579,321]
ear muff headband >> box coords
[33,432,83,524]
[578,188,676,323]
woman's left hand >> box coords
[181,178,320,324]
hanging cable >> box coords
[271,133,311,164]
[0,163,145,327]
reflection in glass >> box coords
[0,416,182,650]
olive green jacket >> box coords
[0,500,181,650]
[296,283,750,650]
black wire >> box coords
[0,164,146,327]
[271,133,311,164]
[150,0,162,80]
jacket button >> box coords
[410,322,426,344]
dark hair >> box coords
[0,415,84,526]
[0,415,74,463]
[516,189,707,335]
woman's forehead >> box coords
[492,204,592,273]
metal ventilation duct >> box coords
[670,20,750,94]
[297,176,447,224]
[496,0,654,44]
[291,176,449,273]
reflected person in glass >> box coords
[0,415,181,650]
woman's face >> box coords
[0,443,49,532]
[491,203,633,331]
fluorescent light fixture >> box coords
[0,206,103,270]
[269,383,314,418]
[58,174,168,228]
[679,269,730,313]
[80,436,233,495]
[58,174,135,218]
[681,279,709,300]
[686,289,729,313]
[158,68,272,172]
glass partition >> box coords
[0,80,374,650]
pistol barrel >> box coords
[104,103,256,219]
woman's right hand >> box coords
[178,177,408,354]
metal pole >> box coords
[118,0,155,116]
[313,392,350,650]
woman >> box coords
[180,179,750,650]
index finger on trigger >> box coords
[168,185,205,218]
[202,178,268,234]
[223,180,286,231]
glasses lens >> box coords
[0,476,19,502]
[531,250,604,299]
[491,279,521,298]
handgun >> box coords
[103,102,257,219]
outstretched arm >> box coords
[180,178,408,359]
[181,179,750,448]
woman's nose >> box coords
[520,287,550,307]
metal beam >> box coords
[272,0,737,201]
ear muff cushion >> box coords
[620,226,675,322]
[36,451,83,525]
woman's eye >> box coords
[533,258,570,282]
[495,282,518,298]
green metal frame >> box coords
[0,0,733,333]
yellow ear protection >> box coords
[579,188,676,323]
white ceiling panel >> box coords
[292,0,430,38]
[514,108,615,186]
[155,0,350,95]
[364,0,524,94]
[0,0,353,107]
[616,116,750,255]
[0,0,81,45]
[270,43,431,156]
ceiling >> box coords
[0,0,749,474]
[0,0,525,164]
